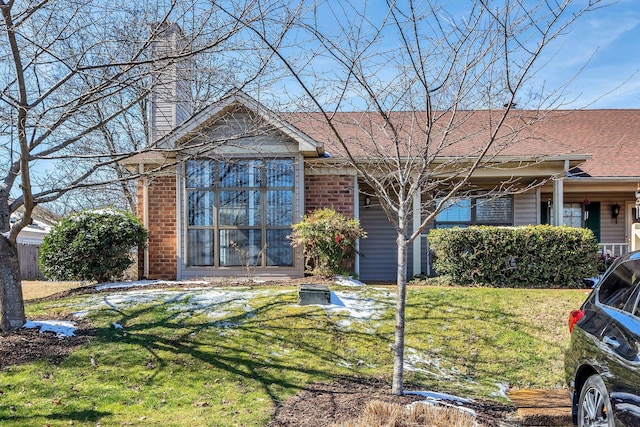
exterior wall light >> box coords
[612,203,621,223]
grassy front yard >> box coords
[0,283,588,426]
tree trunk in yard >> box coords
[392,228,409,395]
[0,234,25,332]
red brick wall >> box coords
[305,174,355,217]
[137,175,177,280]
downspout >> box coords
[140,163,149,279]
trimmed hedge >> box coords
[427,225,598,288]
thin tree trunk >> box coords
[392,228,409,395]
[0,234,25,332]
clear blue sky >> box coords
[535,0,640,109]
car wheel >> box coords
[578,375,614,427]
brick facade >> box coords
[305,174,355,217]
[138,175,177,279]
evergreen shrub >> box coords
[40,210,148,282]
[427,225,598,288]
[289,208,367,277]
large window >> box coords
[186,159,295,267]
[436,195,513,228]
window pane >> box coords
[437,199,471,222]
[187,229,214,266]
[564,203,582,228]
[477,197,512,223]
[188,191,214,226]
[266,190,292,226]
[220,160,262,188]
[266,160,294,187]
[219,191,261,226]
[266,229,293,266]
[186,160,215,188]
[219,229,262,266]
[598,260,640,309]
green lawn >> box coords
[0,284,589,426]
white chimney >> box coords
[148,23,193,146]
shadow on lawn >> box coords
[89,289,395,407]
[403,290,569,388]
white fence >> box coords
[598,243,628,258]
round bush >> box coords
[40,210,148,282]
[289,208,367,277]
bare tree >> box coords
[237,0,606,394]
[0,0,296,332]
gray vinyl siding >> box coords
[513,191,538,225]
[359,203,413,282]
[150,95,175,144]
[185,110,300,155]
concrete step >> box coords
[507,389,573,427]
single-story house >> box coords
[121,30,640,282]
[122,81,640,282]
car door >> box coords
[598,278,640,425]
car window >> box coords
[598,259,640,310]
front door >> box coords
[585,202,601,242]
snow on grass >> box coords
[404,347,464,381]
[24,320,76,337]
[405,390,473,404]
[95,279,209,291]
[69,286,293,328]
[491,382,510,398]
[325,290,392,319]
[405,391,476,417]
[334,276,365,287]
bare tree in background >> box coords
[239,0,605,394]
[0,0,296,332]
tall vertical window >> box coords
[186,159,294,267]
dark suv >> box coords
[565,250,640,426]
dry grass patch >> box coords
[21,280,86,300]
[334,400,477,427]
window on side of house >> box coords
[185,158,295,268]
[547,202,583,227]
[435,195,513,228]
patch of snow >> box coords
[405,390,473,404]
[95,279,209,291]
[334,276,366,287]
[69,288,292,331]
[491,382,510,398]
[24,320,76,338]
[113,323,123,329]
[404,347,465,381]
[325,291,386,320]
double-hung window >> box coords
[186,158,295,267]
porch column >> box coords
[139,163,150,279]
[552,161,567,226]
[413,191,421,277]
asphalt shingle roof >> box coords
[283,109,640,178]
